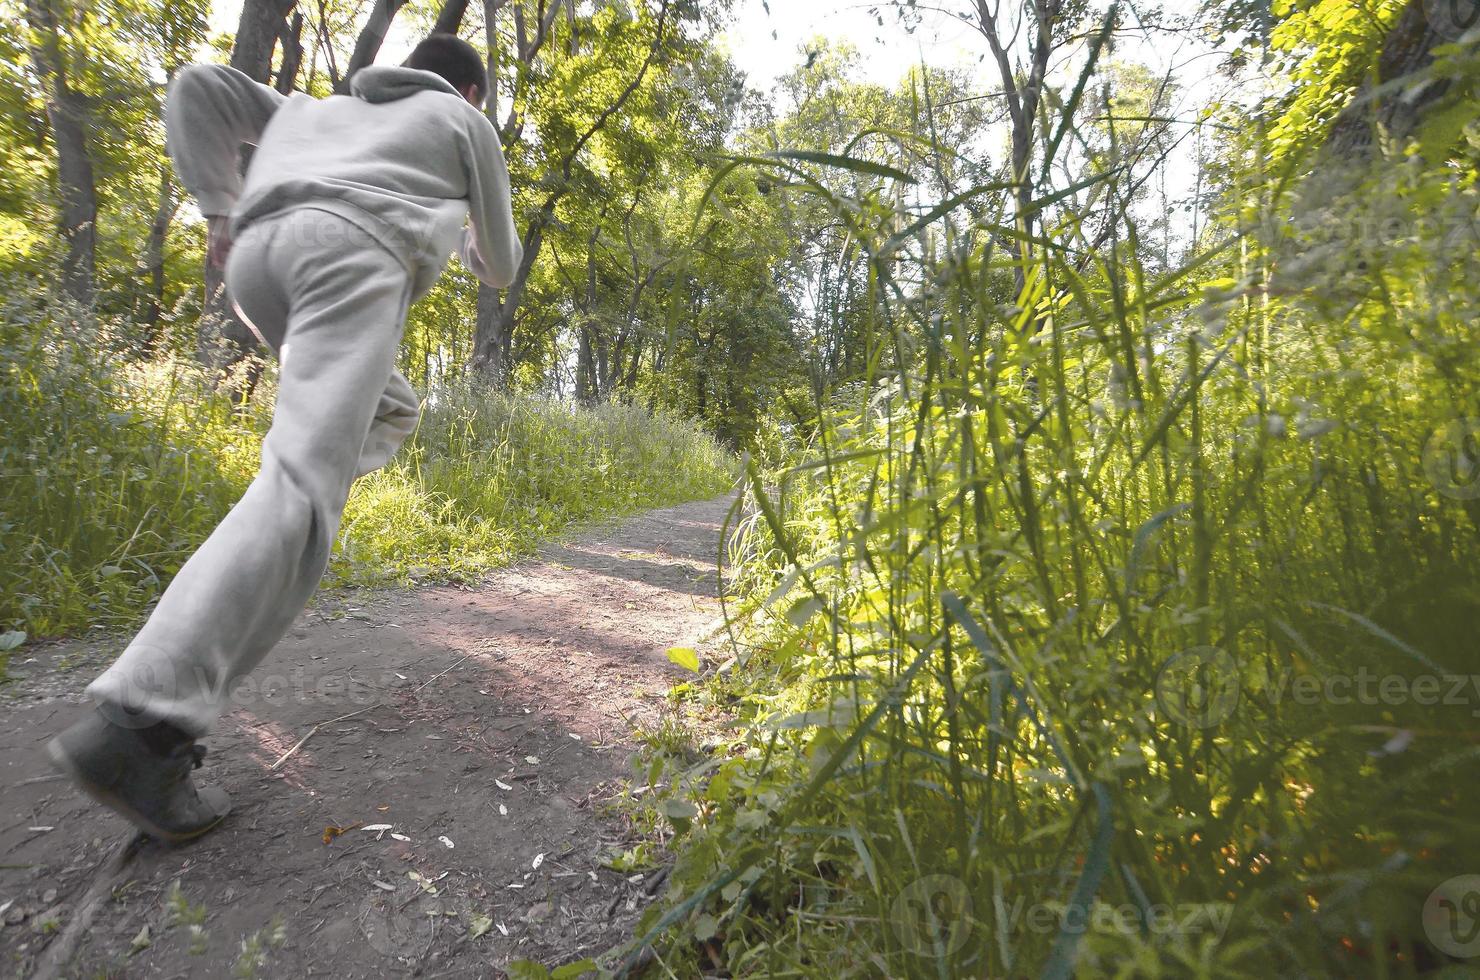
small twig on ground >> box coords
[413,654,472,694]
[270,705,377,771]
[31,834,142,980]
[13,773,64,787]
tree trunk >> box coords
[230,0,296,81]
[618,335,643,393]
[275,11,304,94]
[576,323,596,403]
[468,0,671,386]
[200,0,294,381]
[140,164,177,352]
[471,280,517,384]
[336,0,409,94]
[432,0,473,35]
[1328,0,1480,155]
[25,0,97,308]
[593,329,612,399]
[974,0,1054,298]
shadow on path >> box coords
[0,493,738,979]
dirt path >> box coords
[0,494,737,979]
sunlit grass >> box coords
[625,49,1480,980]
[335,386,737,586]
[0,307,736,643]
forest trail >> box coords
[0,494,738,979]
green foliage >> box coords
[0,288,735,640]
[3,0,209,316]
[334,384,736,586]
[622,21,1480,980]
[1266,0,1405,163]
[0,294,259,637]
[231,915,286,979]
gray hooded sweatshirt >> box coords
[166,63,522,300]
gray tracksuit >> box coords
[86,64,521,736]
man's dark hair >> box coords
[406,34,488,102]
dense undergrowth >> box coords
[621,26,1480,980]
[0,302,735,651]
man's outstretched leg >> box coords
[50,211,416,842]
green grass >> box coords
[0,298,736,643]
[618,47,1480,980]
[337,385,736,586]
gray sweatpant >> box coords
[87,208,420,736]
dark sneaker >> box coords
[47,709,232,843]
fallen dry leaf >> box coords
[323,821,362,844]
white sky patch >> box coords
[202,0,1247,248]
[720,0,1246,252]
[720,0,983,94]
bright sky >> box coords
[718,0,1240,238]
[720,0,983,92]
[216,0,967,88]
[719,0,1237,106]
[207,0,1240,241]
[209,0,1232,97]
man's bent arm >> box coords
[167,65,286,217]
[459,116,523,289]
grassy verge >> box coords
[0,305,736,650]
[337,386,737,585]
[617,62,1480,980]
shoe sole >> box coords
[47,738,230,844]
